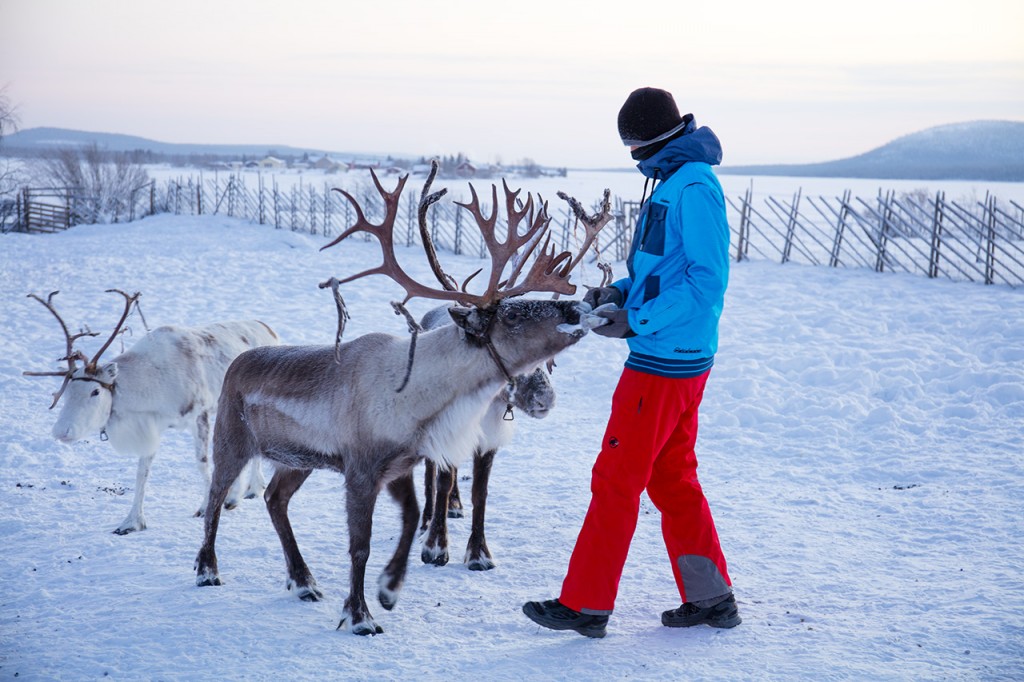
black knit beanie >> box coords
[617,87,687,147]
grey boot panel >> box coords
[676,554,730,603]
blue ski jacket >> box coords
[611,125,730,378]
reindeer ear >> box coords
[448,305,488,336]
[103,362,119,380]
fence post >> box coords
[406,195,415,247]
[829,189,851,267]
[258,175,265,225]
[875,190,893,273]
[149,181,155,216]
[454,205,462,255]
[273,181,280,229]
[928,191,945,278]
[736,186,752,262]
[323,182,331,237]
[984,194,997,285]
[781,188,801,264]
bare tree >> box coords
[0,85,22,225]
[35,143,150,223]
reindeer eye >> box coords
[504,310,520,323]
[91,389,100,397]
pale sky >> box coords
[2,0,1022,168]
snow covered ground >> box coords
[1,189,1022,679]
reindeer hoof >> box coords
[467,557,496,571]
[113,523,144,535]
[338,616,383,636]
[223,500,238,511]
[193,509,204,518]
[196,571,222,587]
[287,578,323,602]
[243,492,258,500]
[447,508,464,519]
[421,546,449,566]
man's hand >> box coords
[583,285,623,309]
[592,307,636,338]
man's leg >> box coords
[645,371,733,605]
[558,369,687,614]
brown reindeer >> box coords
[194,169,607,635]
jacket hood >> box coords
[635,125,723,179]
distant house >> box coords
[258,156,286,169]
[347,158,381,170]
[312,155,342,172]
[455,161,476,178]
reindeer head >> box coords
[508,365,556,419]
[24,290,141,442]
[320,162,612,378]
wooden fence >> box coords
[2,182,157,233]
[728,188,1024,287]
[159,173,634,263]
[6,171,1023,289]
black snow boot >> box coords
[522,599,608,638]
[661,593,742,629]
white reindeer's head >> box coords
[24,290,140,442]
[51,361,118,442]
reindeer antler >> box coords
[557,188,614,274]
[86,289,142,371]
[23,291,99,409]
[417,160,458,295]
[322,169,578,309]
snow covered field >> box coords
[1,178,1022,679]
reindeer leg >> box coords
[338,474,383,636]
[378,473,419,611]
[243,457,266,500]
[465,448,497,571]
[264,467,320,601]
[421,465,453,566]
[195,416,251,587]
[420,460,436,532]
[192,411,212,518]
[114,451,156,535]
[114,421,159,532]
[447,465,464,518]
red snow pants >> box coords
[559,367,731,615]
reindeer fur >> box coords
[194,299,586,635]
[51,320,279,534]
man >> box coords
[522,87,738,638]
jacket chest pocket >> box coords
[639,202,667,256]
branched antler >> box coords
[317,277,351,364]
[24,289,142,408]
[87,289,141,372]
[417,159,458,295]
[23,291,99,408]
[557,188,613,274]
[322,169,580,309]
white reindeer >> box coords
[418,303,557,570]
[25,290,279,534]
[194,172,611,635]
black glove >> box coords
[592,308,636,338]
[583,285,623,309]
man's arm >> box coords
[626,183,729,335]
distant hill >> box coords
[1,127,359,160]
[719,120,1024,181]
